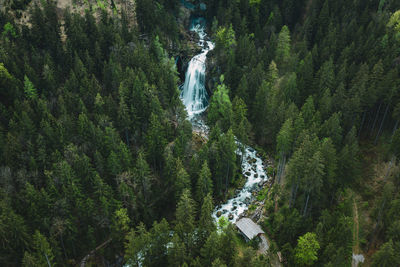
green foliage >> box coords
[2,22,17,39]
[371,240,400,266]
[216,25,236,52]
[388,10,400,40]
[208,76,233,131]
[2,0,400,265]
[175,189,196,255]
[24,75,38,99]
[294,232,320,266]
[22,231,54,267]
[275,25,291,72]
[196,161,213,203]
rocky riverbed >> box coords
[212,145,273,223]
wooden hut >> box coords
[235,218,265,242]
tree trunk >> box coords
[368,155,395,250]
[289,183,295,208]
[276,159,282,183]
[79,238,112,267]
[280,156,286,184]
[383,156,395,183]
[292,183,299,209]
[60,235,67,260]
[358,111,366,137]
[374,103,390,144]
[225,163,230,197]
[303,192,310,217]
[371,102,382,134]
[391,120,399,142]
[277,154,286,184]
[44,253,52,267]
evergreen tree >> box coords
[294,232,320,266]
[208,76,233,132]
[195,161,213,204]
[198,194,215,248]
[24,75,38,99]
[275,25,291,73]
[175,189,196,257]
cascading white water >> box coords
[212,146,269,223]
[180,22,214,118]
[181,19,270,224]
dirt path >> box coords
[353,199,359,254]
[351,198,365,267]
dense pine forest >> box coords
[1,0,400,266]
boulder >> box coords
[216,211,222,217]
[254,173,258,178]
[222,209,228,214]
[232,206,237,211]
[228,213,234,220]
[245,171,251,176]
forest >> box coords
[1,0,400,266]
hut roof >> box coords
[235,218,265,240]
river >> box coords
[180,18,270,224]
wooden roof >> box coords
[235,218,265,240]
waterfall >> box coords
[180,22,214,118]
[181,19,270,224]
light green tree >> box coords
[294,232,320,266]
[22,231,54,267]
[208,75,233,132]
[388,10,400,40]
[275,25,291,72]
[24,75,38,99]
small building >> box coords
[235,218,265,242]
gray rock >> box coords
[216,211,222,217]
[228,213,234,220]
[232,206,237,211]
